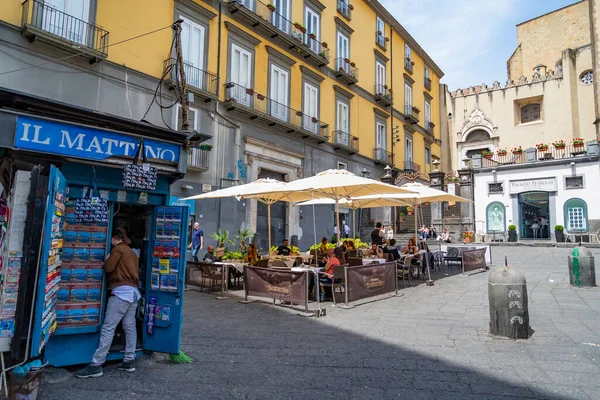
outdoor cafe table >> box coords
[291,266,324,305]
[361,258,387,265]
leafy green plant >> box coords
[331,235,338,243]
[508,225,517,231]
[222,251,243,261]
[309,243,336,251]
[554,225,564,232]
[210,229,233,248]
[270,245,300,254]
[234,228,254,252]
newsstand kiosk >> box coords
[12,114,192,367]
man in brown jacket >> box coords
[76,229,140,378]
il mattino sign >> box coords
[14,115,180,163]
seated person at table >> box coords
[345,240,357,258]
[402,238,418,255]
[244,243,259,266]
[319,237,328,254]
[366,243,384,258]
[203,246,221,264]
[383,239,401,261]
[276,239,292,256]
[319,247,344,301]
[438,228,451,243]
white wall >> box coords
[473,160,600,236]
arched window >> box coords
[521,104,541,123]
[564,198,588,232]
[465,129,490,142]
[486,202,506,233]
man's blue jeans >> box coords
[192,246,200,262]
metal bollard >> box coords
[568,246,596,287]
[488,263,530,339]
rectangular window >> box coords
[230,44,252,106]
[337,31,350,72]
[269,64,289,121]
[303,81,319,132]
[337,162,347,170]
[336,99,350,145]
[376,122,386,151]
[44,0,91,45]
[568,207,586,230]
[305,7,320,53]
[424,100,431,126]
[174,104,199,131]
[271,0,290,33]
[425,65,430,80]
[375,61,386,89]
[238,0,253,10]
[376,16,385,47]
[405,136,413,162]
[180,16,206,90]
[404,83,412,108]
[425,146,431,166]
[405,44,411,60]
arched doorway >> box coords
[518,191,550,239]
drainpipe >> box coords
[216,1,222,98]
[390,27,394,168]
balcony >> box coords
[337,0,352,20]
[404,105,420,124]
[226,0,329,68]
[404,57,414,74]
[426,121,435,134]
[223,82,329,143]
[164,58,218,102]
[425,77,432,91]
[21,0,109,63]
[480,142,599,168]
[333,131,359,154]
[373,148,393,165]
[333,58,359,85]
[376,31,387,50]
[187,147,210,171]
[403,160,421,172]
[374,85,393,107]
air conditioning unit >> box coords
[292,30,303,42]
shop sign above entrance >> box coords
[509,178,556,194]
[14,115,180,163]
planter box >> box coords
[508,231,518,242]
[555,230,565,243]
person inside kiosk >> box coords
[76,227,141,378]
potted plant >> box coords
[385,37,390,42]
[429,121,435,128]
[198,144,213,151]
[554,225,565,242]
[411,60,415,65]
[235,228,254,254]
[245,88,254,95]
[343,58,350,63]
[348,3,354,10]
[412,106,420,113]
[377,30,382,35]
[406,206,413,216]
[399,212,406,222]
[388,89,393,94]
[536,143,549,152]
[311,116,318,123]
[350,61,356,67]
[462,231,474,243]
[293,22,306,33]
[321,41,328,48]
[553,139,566,149]
[266,3,276,11]
[296,110,303,117]
[572,137,585,148]
[309,32,316,40]
[256,93,265,101]
[210,229,234,256]
[512,146,523,155]
[508,225,518,242]
[497,148,507,156]
[481,150,494,159]
[225,97,236,103]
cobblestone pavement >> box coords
[41,247,600,399]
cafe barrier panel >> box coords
[244,267,309,312]
[344,262,397,306]
[462,248,487,273]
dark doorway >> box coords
[257,170,287,250]
[518,191,550,239]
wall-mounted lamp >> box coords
[361,168,370,178]
[432,159,440,172]
[383,165,392,178]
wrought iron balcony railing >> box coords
[404,160,421,172]
[334,58,359,84]
[333,131,359,154]
[21,0,109,57]
[425,77,432,91]
[404,57,414,73]
[426,121,435,134]
[404,104,420,123]
[337,0,352,20]
[227,0,329,67]
[223,82,329,141]
[187,147,210,171]
[374,85,393,106]
[480,142,597,168]
[164,58,218,99]
[374,148,393,165]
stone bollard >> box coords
[568,246,596,287]
[488,265,530,339]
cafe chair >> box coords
[318,265,347,305]
[443,247,462,271]
[397,256,413,288]
[432,251,446,272]
[348,257,363,266]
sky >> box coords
[380,0,582,91]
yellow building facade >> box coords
[3,0,443,174]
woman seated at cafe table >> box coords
[402,238,419,255]
[345,240,358,258]
[318,247,345,301]
[366,243,384,259]
[244,243,259,266]
[319,237,328,254]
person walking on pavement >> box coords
[188,222,203,262]
[76,230,140,378]
[343,223,350,239]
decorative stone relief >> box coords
[505,79,515,88]
[532,72,540,82]
[556,63,563,77]
[518,76,528,85]
[480,83,488,92]
[458,104,496,142]
[547,69,555,78]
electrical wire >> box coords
[0,23,175,77]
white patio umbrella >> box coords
[181,178,314,250]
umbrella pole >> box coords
[353,208,356,239]
[335,200,340,246]
[268,203,272,253]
